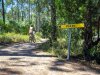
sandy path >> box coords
[0,43,100,75]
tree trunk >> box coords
[36,0,41,32]
[83,1,100,61]
[37,12,40,32]
[97,17,100,39]
[11,0,13,20]
[29,0,30,24]
[2,0,5,24]
[83,2,93,61]
[51,0,57,41]
[31,4,32,22]
[21,0,24,21]
[17,0,19,22]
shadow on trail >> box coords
[1,43,100,74]
[0,43,55,57]
[49,66,72,72]
[0,49,55,57]
[49,59,73,72]
[79,61,100,74]
[0,68,22,75]
[49,59,100,74]
[0,49,35,56]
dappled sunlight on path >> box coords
[0,43,100,75]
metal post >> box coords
[67,29,71,61]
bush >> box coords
[0,34,13,43]
[57,38,67,48]
[0,33,29,43]
[0,32,43,43]
[94,52,100,64]
[41,20,51,38]
[35,32,43,42]
[54,48,67,58]
[0,20,4,26]
[47,47,67,59]
[46,38,67,59]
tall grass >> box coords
[0,33,29,43]
[0,32,43,44]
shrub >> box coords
[94,52,100,64]
[46,38,67,59]
[35,32,42,42]
[0,33,29,43]
[0,34,12,43]
[54,48,67,58]
[0,32,43,43]
[57,38,67,48]
[41,20,51,38]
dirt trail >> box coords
[0,43,100,75]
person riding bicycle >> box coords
[29,26,36,43]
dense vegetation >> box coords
[0,0,100,64]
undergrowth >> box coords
[0,32,42,43]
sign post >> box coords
[60,23,84,61]
[67,29,71,60]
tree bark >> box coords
[97,17,100,39]
[36,0,41,32]
[83,1,100,61]
[83,3,93,61]
[51,0,57,41]
[2,0,5,24]
[29,0,30,24]
[11,0,14,20]
[17,0,19,22]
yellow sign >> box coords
[60,23,84,29]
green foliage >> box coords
[17,21,29,34]
[0,33,29,43]
[0,20,30,34]
[0,20,4,26]
[0,34,13,43]
[47,47,67,59]
[0,32,43,43]
[8,20,20,33]
[0,0,99,64]
[57,38,67,48]
[70,29,84,56]
[54,48,67,58]
[35,32,42,42]
[46,37,67,58]
[53,38,67,58]
[41,20,51,38]
[0,19,7,33]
